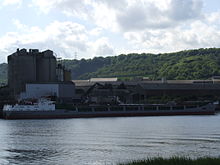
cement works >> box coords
[0,48,220,119]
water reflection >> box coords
[5,149,59,164]
[0,115,219,164]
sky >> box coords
[0,0,220,62]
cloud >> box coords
[12,19,28,30]
[94,0,127,10]
[89,27,103,36]
[2,0,22,6]
[117,0,203,31]
[123,18,220,54]
[31,0,203,32]
[31,0,91,18]
[168,0,203,21]
[206,12,220,25]
[0,20,116,62]
[96,44,114,56]
[116,3,170,31]
[92,38,114,56]
[0,20,91,61]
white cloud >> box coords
[206,12,220,25]
[96,44,114,56]
[31,0,91,18]
[117,0,203,31]
[0,20,91,62]
[12,19,28,30]
[168,0,203,21]
[30,0,203,32]
[30,0,58,13]
[91,37,114,56]
[94,0,127,10]
[89,27,103,36]
[89,2,119,31]
[0,20,116,62]
[124,19,220,54]
[2,0,22,6]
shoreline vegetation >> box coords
[118,157,220,165]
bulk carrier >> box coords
[2,99,216,119]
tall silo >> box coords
[8,49,37,94]
[36,50,57,82]
[64,69,71,81]
[56,64,64,81]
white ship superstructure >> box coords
[3,98,55,111]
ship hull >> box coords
[3,104,215,119]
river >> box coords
[0,114,220,165]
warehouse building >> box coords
[73,78,220,104]
[20,81,75,102]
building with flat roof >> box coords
[89,77,118,82]
[20,81,75,102]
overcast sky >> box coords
[0,0,220,62]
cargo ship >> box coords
[2,99,216,119]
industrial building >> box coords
[6,48,220,105]
[7,48,74,103]
[56,63,71,82]
[8,48,72,95]
[8,49,57,94]
[20,82,75,102]
[72,78,220,104]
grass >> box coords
[118,157,220,165]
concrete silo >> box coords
[36,50,56,82]
[8,49,57,95]
[8,48,71,97]
[8,49,37,94]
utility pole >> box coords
[74,52,77,60]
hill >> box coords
[1,48,220,82]
[63,48,220,80]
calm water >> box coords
[0,114,220,165]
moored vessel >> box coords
[2,99,216,119]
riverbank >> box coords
[119,157,220,165]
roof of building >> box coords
[141,80,216,84]
[26,81,75,85]
[139,83,220,90]
[89,78,118,82]
[212,76,220,79]
[72,78,220,87]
